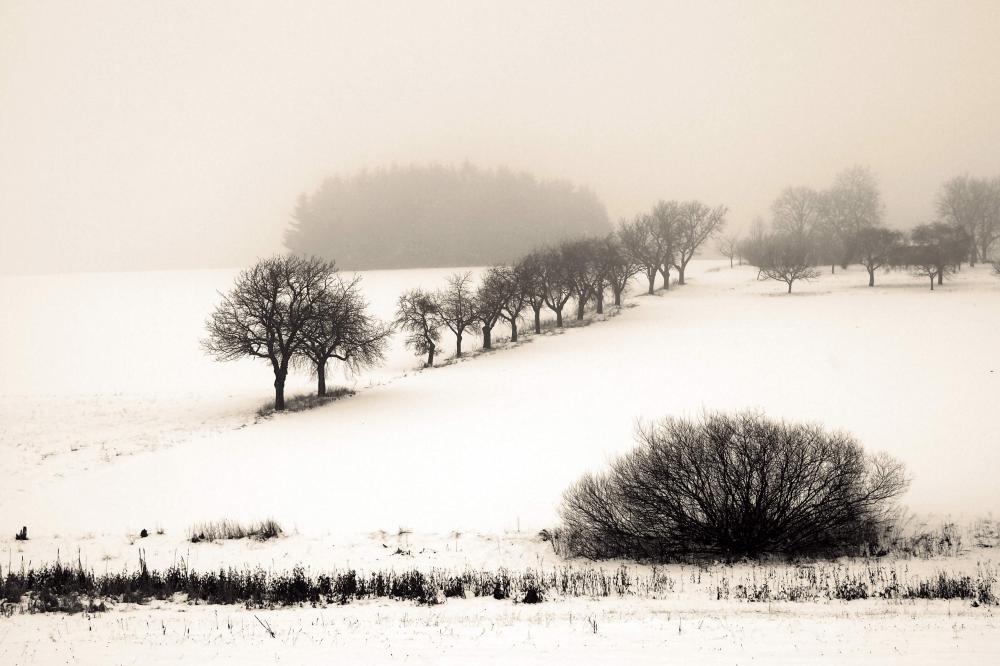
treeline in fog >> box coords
[735,167,1000,292]
[283,163,611,269]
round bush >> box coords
[559,411,908,560]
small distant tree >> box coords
[755,233,821,293]
[822,166,884,271]
[436,271,479,357]
[539,248,573,327]
[475,266,510,349]
[771,186,825,238]
[203,255,334,411]
[936,175,996,266]
[496,264,528,342]
[650,201,680,289]
[393,289,441,366]
[517,253,547,334]
[561,239,602,320]
[298,275,390,395]
[717,233,740,268]
[619,216,661,295]
[673,200,727,284]
[599,234,640,306]
[901,223,969,290]
[854,227,903,287]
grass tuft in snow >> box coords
[188,518,283,543]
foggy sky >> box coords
[2,0,999,275]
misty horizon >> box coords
[2,0,999,275]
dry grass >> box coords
[188,518,283,543]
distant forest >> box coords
[283,164,611,269]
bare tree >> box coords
[900,223,969,290]
[771,186,825,238]
[755,233,821,293]
[559,411,908,560]
[203,255,335,411]
[854,227,903,287]
[298,275,390,395]
[517,252,547,334]
[475,266,509,349]
[436,271,479,357]
[561,239,602,320]
[619,216,660,295]
[394,289,441,366]
[823,166,884,271]
[496,264,528,342]
[936,175,1000,266]
[716,233,740,268]
[673,200,727,285]
[539,248,573,327]
[599,233,639,306]
[650,200,680,289]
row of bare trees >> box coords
[203,256,391,410]
[394,199,727,365]
[205,197,728,405]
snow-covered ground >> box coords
[2,260,1000,662]
[2,260,998,538]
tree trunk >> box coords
[316,361,327,396]
[730,257,734,268]
[660,267,670,290]
[456,334,463,357]
[596,291,604,314]
[555,309,563,328]
[613,287,622,306]
[787,281,793,294]
[576,298,586,321]
[647,272,655,295]
[937,270,944,285]
[510,319,518,342]
[273,373,286,411]
[482,324,491,349]
[677,263,686,285]
[426,344,435,366]
[831,263,836,274]
[533,306,541,334]
[868,267,875,287]
[930,274,935,290]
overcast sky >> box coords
[2,0,999,274]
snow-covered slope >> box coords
[2,261,999,540]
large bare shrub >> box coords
[559,411,908,560]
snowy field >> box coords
[2,260,1000,662]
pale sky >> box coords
[2,0,999,274]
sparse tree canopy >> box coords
[539,248,574,328]
[284,164,611,269]
[559,411,909,560]
[619,216,661,295]
[393,289,441,366]
[854,227,903,287]
[754,233,821,293]
[673,201,727,285]
[598,234,640,306]
[897,223,969,290]
[203,255,336,410]
[476,266,512,349]
[436,271,479,357]
[936,175,1000,266]
[771,186,824,238]
[822,166,884,269]
[297,275,390,396]
[716,233,740,268]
